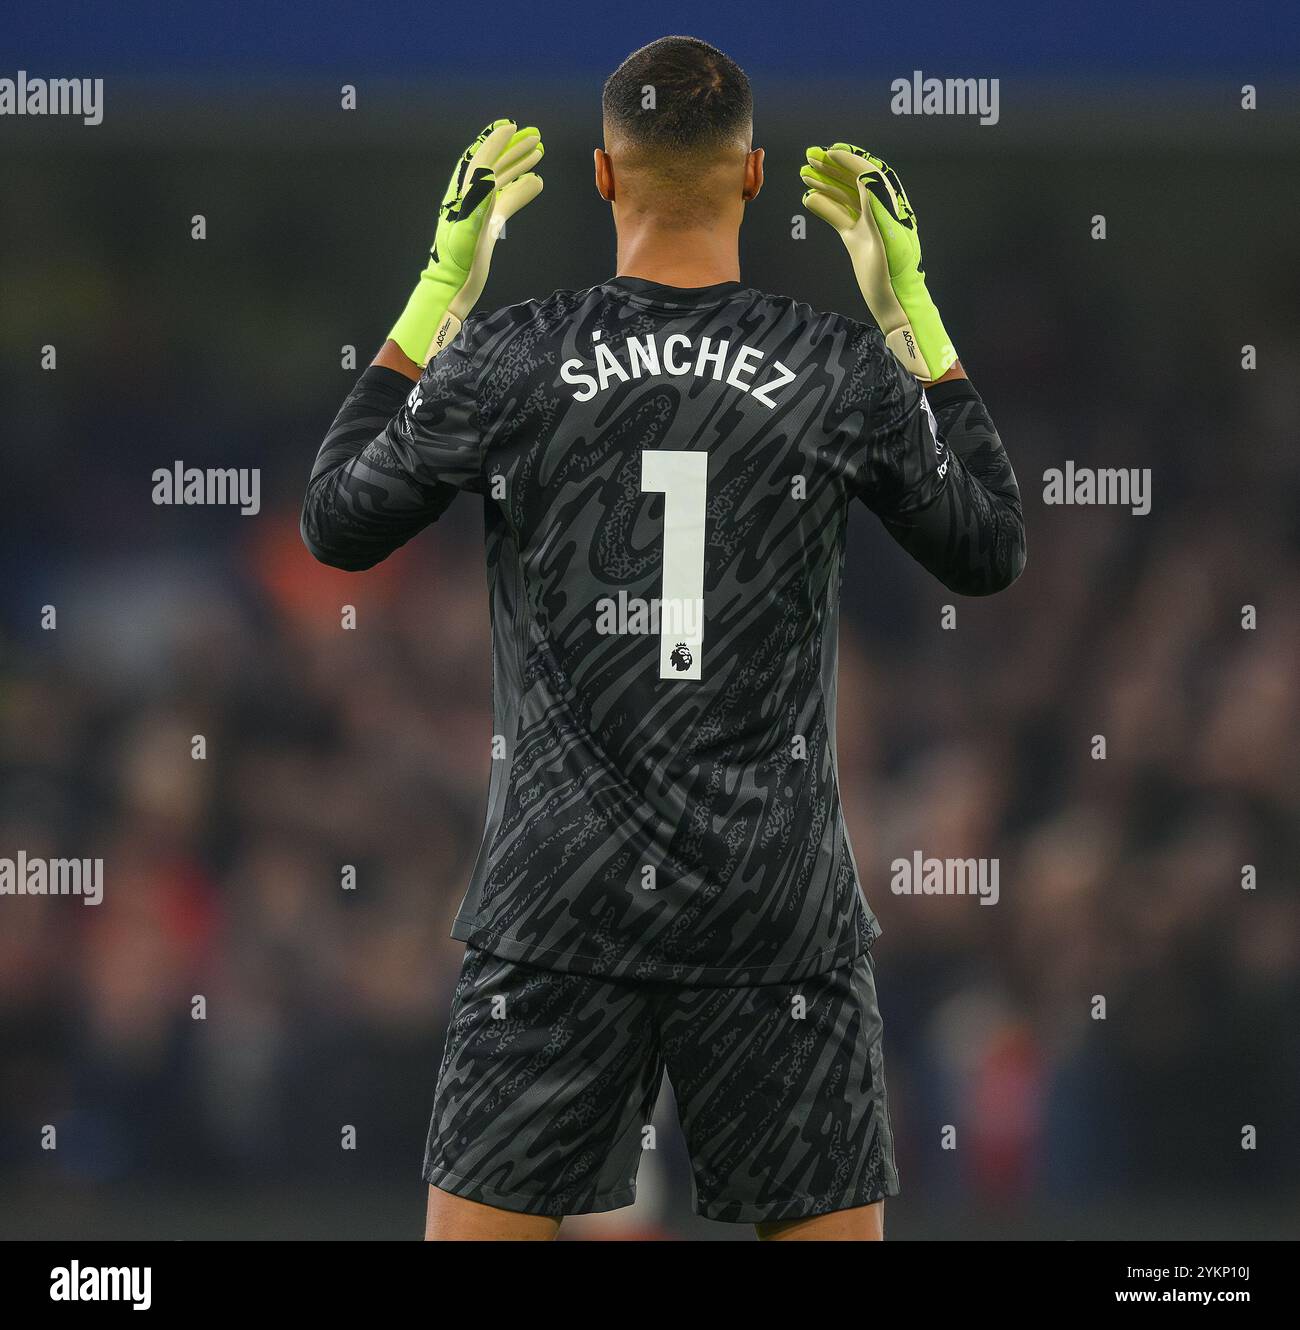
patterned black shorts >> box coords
[423,946,898,1224]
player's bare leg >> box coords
[755,1200,884,1241]
[424,1185,561,1240]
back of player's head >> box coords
[602,36,752,154]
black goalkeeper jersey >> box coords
[303,276,1025,984]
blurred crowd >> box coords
[2,452,1296,1235]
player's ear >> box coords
[743,147,764,202]
[594,148,615,202]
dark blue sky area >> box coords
[4,0,1298,78]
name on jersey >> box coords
[560,333,796,408]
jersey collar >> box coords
[604,276,745,309]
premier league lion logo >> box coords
[669,643,693,672]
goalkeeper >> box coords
[301,37,1027,1244]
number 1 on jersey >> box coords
[641,450,707,682]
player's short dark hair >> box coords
[602,36,752,151]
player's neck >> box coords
[614,223,740,288]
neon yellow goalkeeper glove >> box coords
[389,119,543,365]
[801,144,956,382]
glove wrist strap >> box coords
[388,267,460,366]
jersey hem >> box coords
[449,915,879,987]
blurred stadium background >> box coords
[1,1,1298,1239]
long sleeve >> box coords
[847,336,1026,596]
[301,323,488,571]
